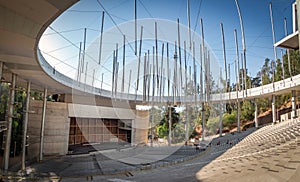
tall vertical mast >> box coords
[82,28,87,73]
[187,0,192,50]
[284,17,292,77]
[134,0,137,55]
[99,11,105,64]
[177,19,183,99]
[122,35,126,93]
[220,23,228,92]
[235,0,247,93]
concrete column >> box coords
[168,106,172,146]
[219,104,223,137]
[21,81,30,171]
[39,88,47,161]
[237,100,241,132]
[201,103,205,141]
[254,101,258,128]
[272,95,276,124]
[4,73,16,171]
[292,90,297,118]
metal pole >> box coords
[81,28,87,73]
[21,81,30,171]
[167,43,170,103]
[155,22,159,91]
[39,88,47,161]
[128,70,132,95]
[220,23,228,92]
[234,0,247,93]
[136,26,143,91]
[134,0,137,55]
[187,0,192,50]
[272,94,276,124]
[184,41,189,142]
[254,101,258,127]
[280,50,285,80]
[219,68,223,137]
[160,44,164,103]
[168,106,172,146]
[77,42,82,82]
[234,29,240,91]
[99,11,105,64]
[292,90,297,118]
[4,73,16,170]
[297,0,300,76]
[177,19,183,99]
[237,100,241,131]
[122,35,126,93]
[112,51,116,97]
[193,42,197,107]
[284,17,292,77]
[200,18,205,141]
[270,2,278,62]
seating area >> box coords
[196,118,300,181]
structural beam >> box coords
[39,88,47,161]
[4,73,16,170]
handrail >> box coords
[38,49,300,104]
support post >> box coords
[254,101,258,128]
[4,73,16,171]
[237,100,241,132]
[201,104,205,141]
[168,106,172,146]
[21,81,31,171]
[292,90,297,118]
[39,88,47,161]
[272,95,276,124]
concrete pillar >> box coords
[21,81,30,171]
[254,101,258,128]
[168,106,172,146]
[201,103,205,141]
[272,95,276,124]
[184,106,189,143]
[39,88,47,161]
[292,90,297,118]
[219,104,223,137]
[237,100,241,132]
[4,73,16,171]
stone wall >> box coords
[27,100,69,160]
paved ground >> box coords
[0,131,250,182]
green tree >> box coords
[241,100,254,121]
[156,107,179,138]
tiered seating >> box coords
[196,118,300,181]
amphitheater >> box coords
[0,0,300,181]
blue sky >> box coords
[39,0,295,91]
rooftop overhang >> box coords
[274,30,299,50]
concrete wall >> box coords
[27,100,70,160]
[132,110,149,145]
